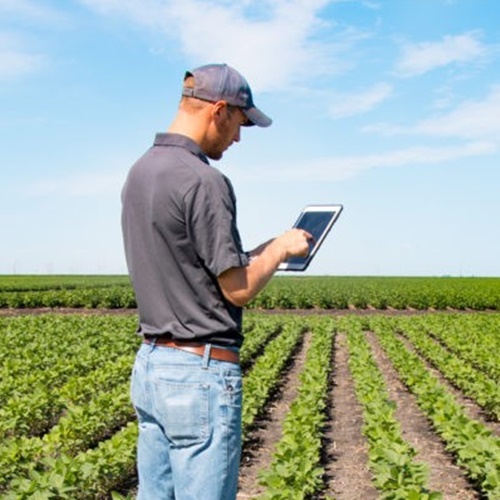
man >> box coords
[121,63,311,499]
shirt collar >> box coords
[153,133,209,165]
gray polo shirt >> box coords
[121,133,249,347]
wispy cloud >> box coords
[78,0,348,91]
[22,170,127,198]
[413,85,500,140]
[0,0,66,24]
[235,141,495,183]
[0,33,45,81]
[0,1,70,82]
[395,32,487,77]
[268,84,500,182]
[328,82,393,119]
[361,1,382,10]
[365,85,500,143]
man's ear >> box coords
[211,100,228,124]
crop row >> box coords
[395,316,499,420]
[0,287,136,309]
[250,276,500,310]
[258,317,335,498]
[242,318,305,435]
[0,275,129,292]
[417,313,500,382]
[343,317,439,499]
[1,276,499,310]
[370,316,500,499]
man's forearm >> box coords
[218,228,311,308]
[248,238,275,259]
[218,238,286,307]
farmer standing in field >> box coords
[121,63,312,500]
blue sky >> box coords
[1,0,499,276]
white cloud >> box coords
[23,170,127,198]
[235,141,496,183]
[0,1,70,82]
[0,0,66,23]
[328,82,393,119]
[414,85,500,140]
[395,32,487,77]
[78,0,344,91]
[365,85,500,143]
[0,49,44,81]
[361,1,382,10]
[0,34,45,81]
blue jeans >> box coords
[131,341,242,500]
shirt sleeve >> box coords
[185,172,249,277]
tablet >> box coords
[278,204,343,271]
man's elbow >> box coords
[218,267,251,308]
[222,289,249,308]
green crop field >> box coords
[0,275,499,499]
[1,275,499,311]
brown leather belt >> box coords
[143,336,239,364]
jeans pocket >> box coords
[154,380,210,447]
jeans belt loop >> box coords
[202,343,212,370]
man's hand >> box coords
[273,228,313,261]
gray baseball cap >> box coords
[182,63,272,127]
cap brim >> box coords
[242,107,273,127]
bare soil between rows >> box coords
[1,306,494,318]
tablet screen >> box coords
[278,205,343,271]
